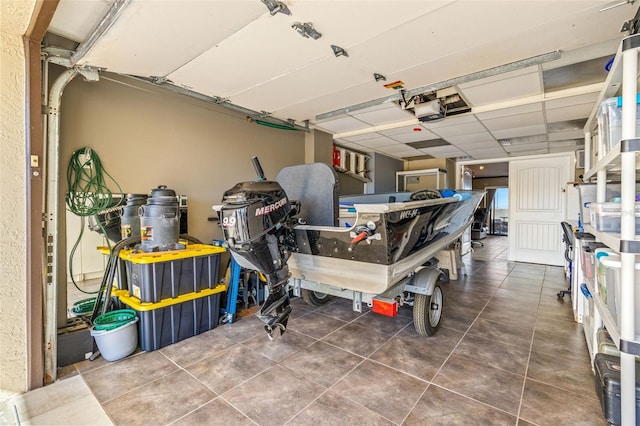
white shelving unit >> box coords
[333,145,371,182]
[583,33,640,425]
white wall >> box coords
[0,0,35,395]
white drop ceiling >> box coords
[46,0,638,164]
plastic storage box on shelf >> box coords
[589,202,640,233]
[596,249,640,339]
[121,244,224,303]
[114,286,224,352]
[575,183,622,225]
[582,242,607,286]
[597,95,640,155]
[597,327,620,357]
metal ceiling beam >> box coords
[70,0,131,65]
[315,51,562,121]
[127,75,310,132]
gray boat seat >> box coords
[276,163,339,227]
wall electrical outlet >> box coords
[30,155,39,167]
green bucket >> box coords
[93,309,138,331]
[72,298,97,315]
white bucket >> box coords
[90,317,139,361]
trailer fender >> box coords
[404,267,445,296]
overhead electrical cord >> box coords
[66,148,123,294]
[254,119,298,131]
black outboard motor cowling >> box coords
[220,158,299,339]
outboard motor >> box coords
[220,157,299,339]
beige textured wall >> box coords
[58,71,306,245]
[0,0,35,394]
[304,129,333,165]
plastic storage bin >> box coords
[582,242,607,286]
[597,327,620,357]
[596,249,640,338]
[597,95,640,155]
[121,244,224,303]
[589,202,640,233]
[575,183,623,225]
[593,353,640,425]
[115,285,224,352]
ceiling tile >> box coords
[544,92,600,110]
[357,137,402,148]
[505,142,548,152]
[547,120,586,133]
[474,103,543,120]
[549,139,584,147]
[424,114,479,129]
[389,131,440,143]
[429,121,486,137]
[407,139,450,149]
[542,56,610,92]
[420,146,467,157]
[340,132,386,142]
[380,124,434,137]
[545,103,593,122]
[464,146,507,155]
[549,145,580,153]
[491,124,548,140]
[548,129,584,141]
[444,132,495,145]
[459,140,503,150]
[482,111,545,131]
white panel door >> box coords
[508,155,571,266]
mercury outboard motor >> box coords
[220,157,299,339]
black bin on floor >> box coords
[593,353,640,425]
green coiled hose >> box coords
[66,148,123,294]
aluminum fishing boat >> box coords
[219,159,483,338]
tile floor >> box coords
[7,236,607,425]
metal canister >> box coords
[120,194,148,240]
[138,185,180,251]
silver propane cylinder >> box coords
[138,185,182,252]
[120,194,148,240]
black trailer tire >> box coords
[413,283,443,336]
[301,289,333,306]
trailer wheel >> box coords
[413,283,443,336]
[301,289,333,306]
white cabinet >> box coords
[583,33,640,425]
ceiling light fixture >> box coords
[498,139,512,146]
[292,22,322,39]
[261,0,291,15]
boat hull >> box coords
[289,190,484,294]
